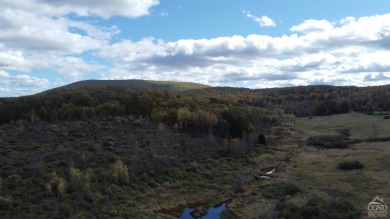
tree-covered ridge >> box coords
[48,79,210,92]
[0,86,284,140]
[185,85,390,116]
[1,84,389,133]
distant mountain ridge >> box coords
[50,79,210,92]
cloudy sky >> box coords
[1,0,390,97]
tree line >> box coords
[0,84,389,138]
[0,87,284,139]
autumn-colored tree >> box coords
[70,167,92,194]
[177,107,192,131]
[111,160,130,185]
[46,172,66,201]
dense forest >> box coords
[1,83,389,133]
[1,86,277,139]
[0,81,389,218]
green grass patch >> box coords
[295,112,390,139]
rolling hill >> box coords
[48,79,210,92]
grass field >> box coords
[288,141,390,213]
[288,112,390,216]
[294,111,390,139]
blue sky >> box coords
[1,0,390,97]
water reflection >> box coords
[180,203,226,219]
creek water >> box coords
[179,203,226,219]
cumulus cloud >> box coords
[26,54,105,80]
[0,47,26,70]
[99,13,390,88]
[243,11,276,27]
[0,44,103,81]
[290,19,333,33]
[9,74,49,87]
[39,0,159,18]
[0,0,134,96]
[0,71,10,78]
[364,72,390,82]
[1,0,159,19]
[0,9,116,53]
[0,0,154,58]
[0,71,49,97]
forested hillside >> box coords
[0,86,280,139]
[185,85,390,116]
[1,82,389,129]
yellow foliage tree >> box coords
[112,160,130,185]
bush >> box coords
[337,160,364,170]
[336,128,351,137]
[258,134,267,145]
[278,197,360,219]
[0,196,12,210]
[233,176,245,193]
[263,182,300,199]
[307,134,349,149]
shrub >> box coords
[336,128,351,137]
[111,160,130,185]
[0,196,12,210]
[278,197,360,219]
[233,176,245,193]
[105,184,122,197]
[70,167,92,194]
[337,160,364,170]
[132,119,143,127]
[258,134,267,145]
[307,134,349,149]
[262,182,300,199]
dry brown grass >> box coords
[287,141,390,215]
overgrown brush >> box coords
[307,134,349,149]
[337,160,364,170]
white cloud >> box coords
[99,13,390,88]
[0,47,27,71]
[11,74,50,87]
[243,11,276,27]
[39,0,159,19]
[0,0,122,96]
[1,0,159,19]
[0,70,10,78]
[0,71,50,97]
[0,9,112,53]
[27,54,105,80]
[0,44,103,81]
[290,19,334,33]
